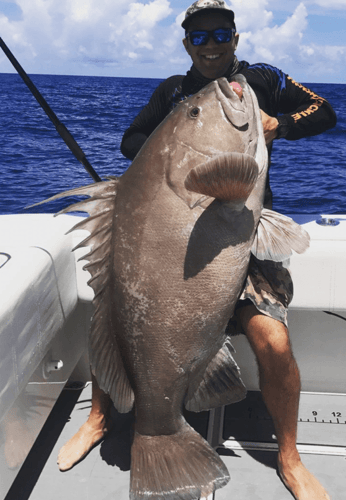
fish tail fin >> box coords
[130,423,229,500]
[184,152,258,207]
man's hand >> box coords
[260,110,279,144]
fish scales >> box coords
[38,75,310,499]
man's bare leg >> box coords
[238,305,330,500]
[58,373,112,471]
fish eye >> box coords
[189,107,200,118]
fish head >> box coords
[162,76,267,208]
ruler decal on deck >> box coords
[213,392,346,457]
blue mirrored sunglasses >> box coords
[186,28,235,46]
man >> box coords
[58,2,336,499]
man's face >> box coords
[183,11,239,80]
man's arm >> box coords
[272,74,337,141]
[120,76,184,160]
[246,64,337,143]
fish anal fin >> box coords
[130,422,229,500]
[252,208,310,262]
[184,153,258,206]
[185,340,246,412]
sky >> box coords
[0,0,346,83]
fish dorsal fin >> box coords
[252,208,310,262]
[185,340,246,412]
[184,152,258,209]
[36,179,135,413]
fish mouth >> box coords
[215,77,250,129]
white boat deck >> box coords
[4,384,345,500]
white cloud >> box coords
[227,1,346,81]
[236,3,308,64]
[0,0,345,81]
[229,0,273,31]
[0,0,176,75]
[299,43,346,77]
[313,0,346,8]
[110,0,173,62]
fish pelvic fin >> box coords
[40,179,134,413]
[252,208,310,262]
[130,422,229,500]
[184,152,258,209]
[185,340,246,412]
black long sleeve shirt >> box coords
[121,58,337,207]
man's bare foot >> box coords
[57,414,112,471]
[278,454,331,500]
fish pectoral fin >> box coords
[184,152,258,208]
[185,340,246,412]
[131,423,229,499]
[252,208,310,261]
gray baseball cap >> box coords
[182,0,235,30]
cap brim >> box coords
[182,8,234,30]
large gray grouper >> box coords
[42,76,309,499]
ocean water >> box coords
[0,73,345,215]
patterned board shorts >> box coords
[226,255,293,335]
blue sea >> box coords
[0,73,345,215]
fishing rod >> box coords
[0,37,102,183]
